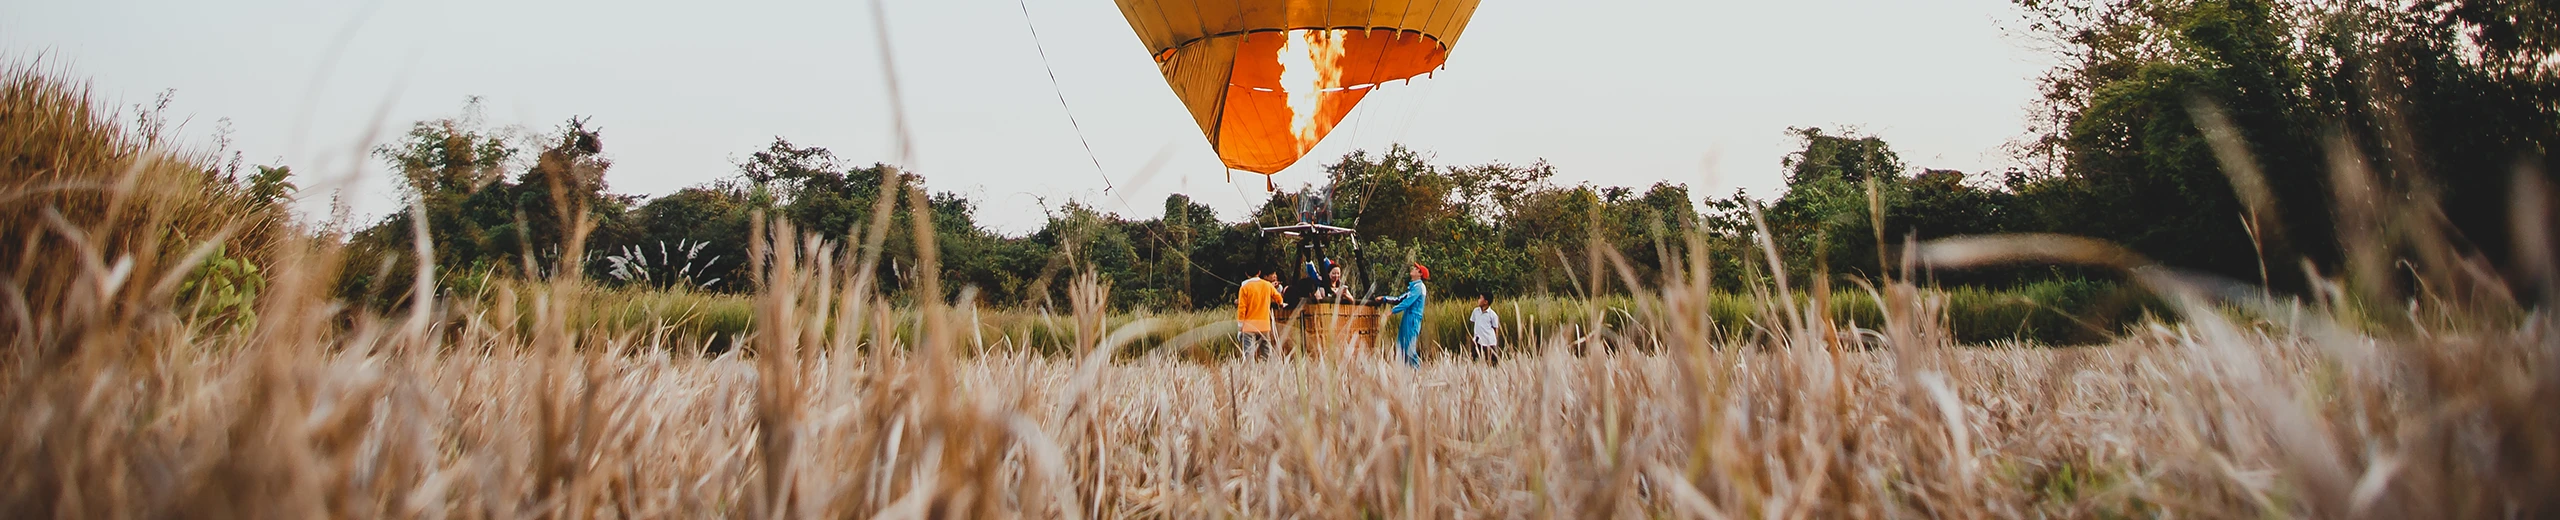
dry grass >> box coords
[0,60,289,340]
[4,63,2556,519]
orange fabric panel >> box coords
[1215,83,1369,173]
[1158,36,1239,143]
[1224,29,1446,94]
[1112,0,1481,58]
[1113,0,1477,175]
[1215,30,1447,173]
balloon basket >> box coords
[1277,300,1384,359]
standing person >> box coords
[1376,263,1429,367]
[1235,269,1282,359]
[1469,294,1500,360]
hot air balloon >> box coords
[1112,0,1482,176]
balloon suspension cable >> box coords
[1013,0,1114,193]
[1010,0,1248,289]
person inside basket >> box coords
[1325,262,1348,300]
[1282,262,1322,310]
[1375,263,1430,367]
[1235,268,1283,359]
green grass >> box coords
[563,287,1234,357]
[564,278,2158,356]
[1401,278,2159,356]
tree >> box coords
[2012,0,2559,290]
[509,117,635,277]
[1325,145,1462,242]
[344,102,653,303]
[245,165,295,208]
[343,99,523,304]
[624,185,755,291]
[2439,0,2560,70]
[1762,129,2026,284]
[1766,127,1909,280]
[1782,126,1904,186]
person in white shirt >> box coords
[1468,294,1500,360]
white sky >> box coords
[2,0,2055,234]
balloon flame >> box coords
[1277,29,1344,148]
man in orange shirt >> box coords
[1235,268,1283,359]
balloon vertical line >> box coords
[1015,0,1116,194]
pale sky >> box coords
[2,0,2055,233]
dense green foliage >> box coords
[2006,0,2558,289]
[177,244,265,334]
[337,0,2552,338]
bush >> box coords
[176,244,265,334]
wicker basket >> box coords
[1278,300,1384,358]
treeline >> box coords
[335,108,1730,311]
[1755,0,2558,292]
[340,0,2556,311]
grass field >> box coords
[5,61,2556,518]
[566,277,2159,358]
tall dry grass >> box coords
[2,63,2554,519]
[0,60,290,342]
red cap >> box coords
[1413,263,1430,280]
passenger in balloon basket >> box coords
[1276,259,1337,356]
[1324,262,1348,300]
[1283,260,1325,308]
[1373,263,1430,367]
[1235,268,1283,360]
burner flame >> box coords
[1276,29,1345,147]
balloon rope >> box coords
[1013,0,1116,193]
[1016,0,1248,289]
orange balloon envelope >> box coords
[1112,0,1482,175]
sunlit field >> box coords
[9,0,2560,515]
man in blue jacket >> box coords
[1376,263,1429,367]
